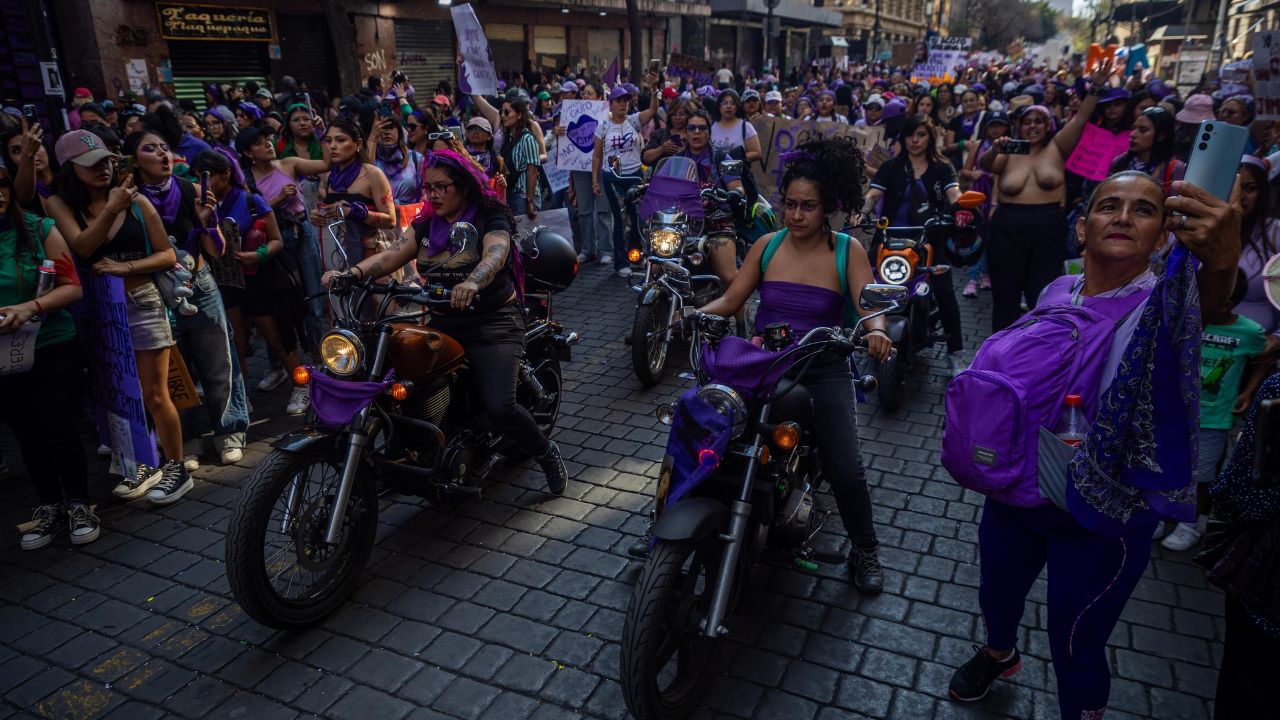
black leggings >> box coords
[431,305,548,457]
[806,353,877,547]
[987,203,1065,332]
[0,339,89,505]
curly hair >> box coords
[780,135,866,240]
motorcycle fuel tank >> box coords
[387,323,466,384]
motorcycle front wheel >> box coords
[874,354,906,414]
[632,298,672,388]
[621,538,719,720]
[225,444,378,629]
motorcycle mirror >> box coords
[859,283,909,309]
[956,190,987,210]
[718,159,744,177]
[449,222,478,254]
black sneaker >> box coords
[949,644,1022,702]
[627,514,654,558]
[112,463,164,500]
[537,441,568,496]
[145,462,193,505]
[67,503,101,546]
[20,504,65,551]
[848,544,885,595]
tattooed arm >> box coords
[451,229,510,310]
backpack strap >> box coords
[758,228,789,275]
[834,232,851,299]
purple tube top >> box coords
[754,281,845,339]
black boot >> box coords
[848,543,884,595]
[537,441,568,496]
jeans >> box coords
[965,252,989,282]
[281,216,325,353]
[602,170,643,270]
[928,270,964,353]
[1198,427,1231,485]
[978,498,1157,720]
[508,189,538,217]
[987,203,1065,332]
[0,339,88,505]
[174,265,249,450]
[805,353,878,547]
[571,170,612,258]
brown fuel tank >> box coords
[387,323,466,384]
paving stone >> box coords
[347,648,424,693]
[327,684,414,720]
[492,653,557,693]
[431,676,501,719]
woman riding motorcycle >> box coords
[321,149,568,494]
[629,136,894,594]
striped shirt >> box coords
[509,132,541,195]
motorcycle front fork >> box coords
[701,403,771,639]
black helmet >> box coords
[521,227,578,292]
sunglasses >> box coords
[686,124,709,132]
[427,131,454,141]
[406,123,422,131]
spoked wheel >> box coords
[621,539,720,720]
[523,356,563,435]
[225,445,378,628]
[632,298,673,388]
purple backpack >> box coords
[941,276,1149,507]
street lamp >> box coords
[873,0,882,61]
[765,0,781,72]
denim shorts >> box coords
[125,281,174,351]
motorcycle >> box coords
[622,156,749,387]
[224,222,580,629]
[860,190,986,413]
[619,283,907,720]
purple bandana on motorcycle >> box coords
[307,367,394,428]
[662,388,738,511]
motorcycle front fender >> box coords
[273,427,339,454]
[653,496,729,543]
[638,283,669,307]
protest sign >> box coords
[543,156,570,194]
[167,345,200,411]
[0,320,39,376]
[666,53,714,89]
[1065,124,1132,181]
[1253,32,1280,119]
[603,58,619,86]
[750,116,858,203]
[397,203,424,232]
[1220,59,1251,100]
[75,273,159,477]
[553,100,607,173]
[915,36,970,80]
[451,4,497,96]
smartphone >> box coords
[671,135,684,147]
[1001,140,1031,155]
[649,59,661,73]
[378,102,394,119]
[1184,120,1249,202]
[21,104,37,124]
[201,171,212,203]
[118,157,134,177]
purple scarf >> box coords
[424,205,478,256]
[327,159,362,194]
[140,177,182,223]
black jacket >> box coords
[870,156,958,226]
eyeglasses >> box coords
[427,132,454,141]
[686,124,709,132]
[406,123,422,131]
[501,109,516,116]
[423,181,454,196]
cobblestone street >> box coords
[0,263,1225,720]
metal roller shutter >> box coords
[276,13,338,96]
[169,40,269,104]
[394,20,455,96]
[487,23,526,78]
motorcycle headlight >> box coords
[694,384,748,439]
[648,228,683,258]
[878,255,913,285]
[320,330,364,376]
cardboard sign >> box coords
[553,100,607,173]
[451,4,497,96]
[666,53,715,89]
[914,36,971,81]
[1253,32,1280,119]
[1065,123,1132,181]
[74,274,159,476]
[0,320,40,376]
[167,345,200,411]
[749,117,858,204]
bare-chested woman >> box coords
[979,61,1111,331]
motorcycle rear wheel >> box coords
[621,538,719,720]
[632,298,672,388]
[225,445,378,629]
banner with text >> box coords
[452,4,497,96]
[1064,124,1132,181]
[750,117,860,204]
[914,36,972,81]
[553,100,608,173]
[1253,32,1280,119]
[75,273,159,477]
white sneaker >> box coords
[286,386,310,416]
[257,368,289,392]
[600,254,613,266]
[221,447,243,464]
[112,463,164,500]
[1161,520,1204,551]
[96,444,111,456]
[577,252,591,263]
[616,267,632,278]
[947,351,968,378]
[1152,522,1170,540]
[183,455,200,472]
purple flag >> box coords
[603,58,619,86]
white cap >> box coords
[864,94,885,107]
[764,90,783,103]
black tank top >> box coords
[74,203,151,263]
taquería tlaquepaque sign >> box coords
[156,3,274,42]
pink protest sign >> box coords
[1065,124,1132,181]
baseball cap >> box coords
[742,89,761,102]
[1176,93,1214,124]
[55,129,115,167]
[73,87,92,99]
[881,98,908,120]
[561,81,578,94]
[466,117,493,134]
[536,91,551,101]
[432,94,452,108]
[661,87,679,99]
[764,90,783,103]
[864,94,885,108]
[607,86,633,101]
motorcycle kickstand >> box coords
[792,510,832,571]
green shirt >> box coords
[0,213,76,350]
[1200,316,1267,429]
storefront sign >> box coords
[553,100,607,173]
[750,117,858,204]
[666,53,714,89]
[452,4,497,96]
[1253,32,1280,119]
[157,3,274,42]
[1064,124,1131,181]
[74,274,159,477]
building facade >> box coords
[825,0,930,60]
